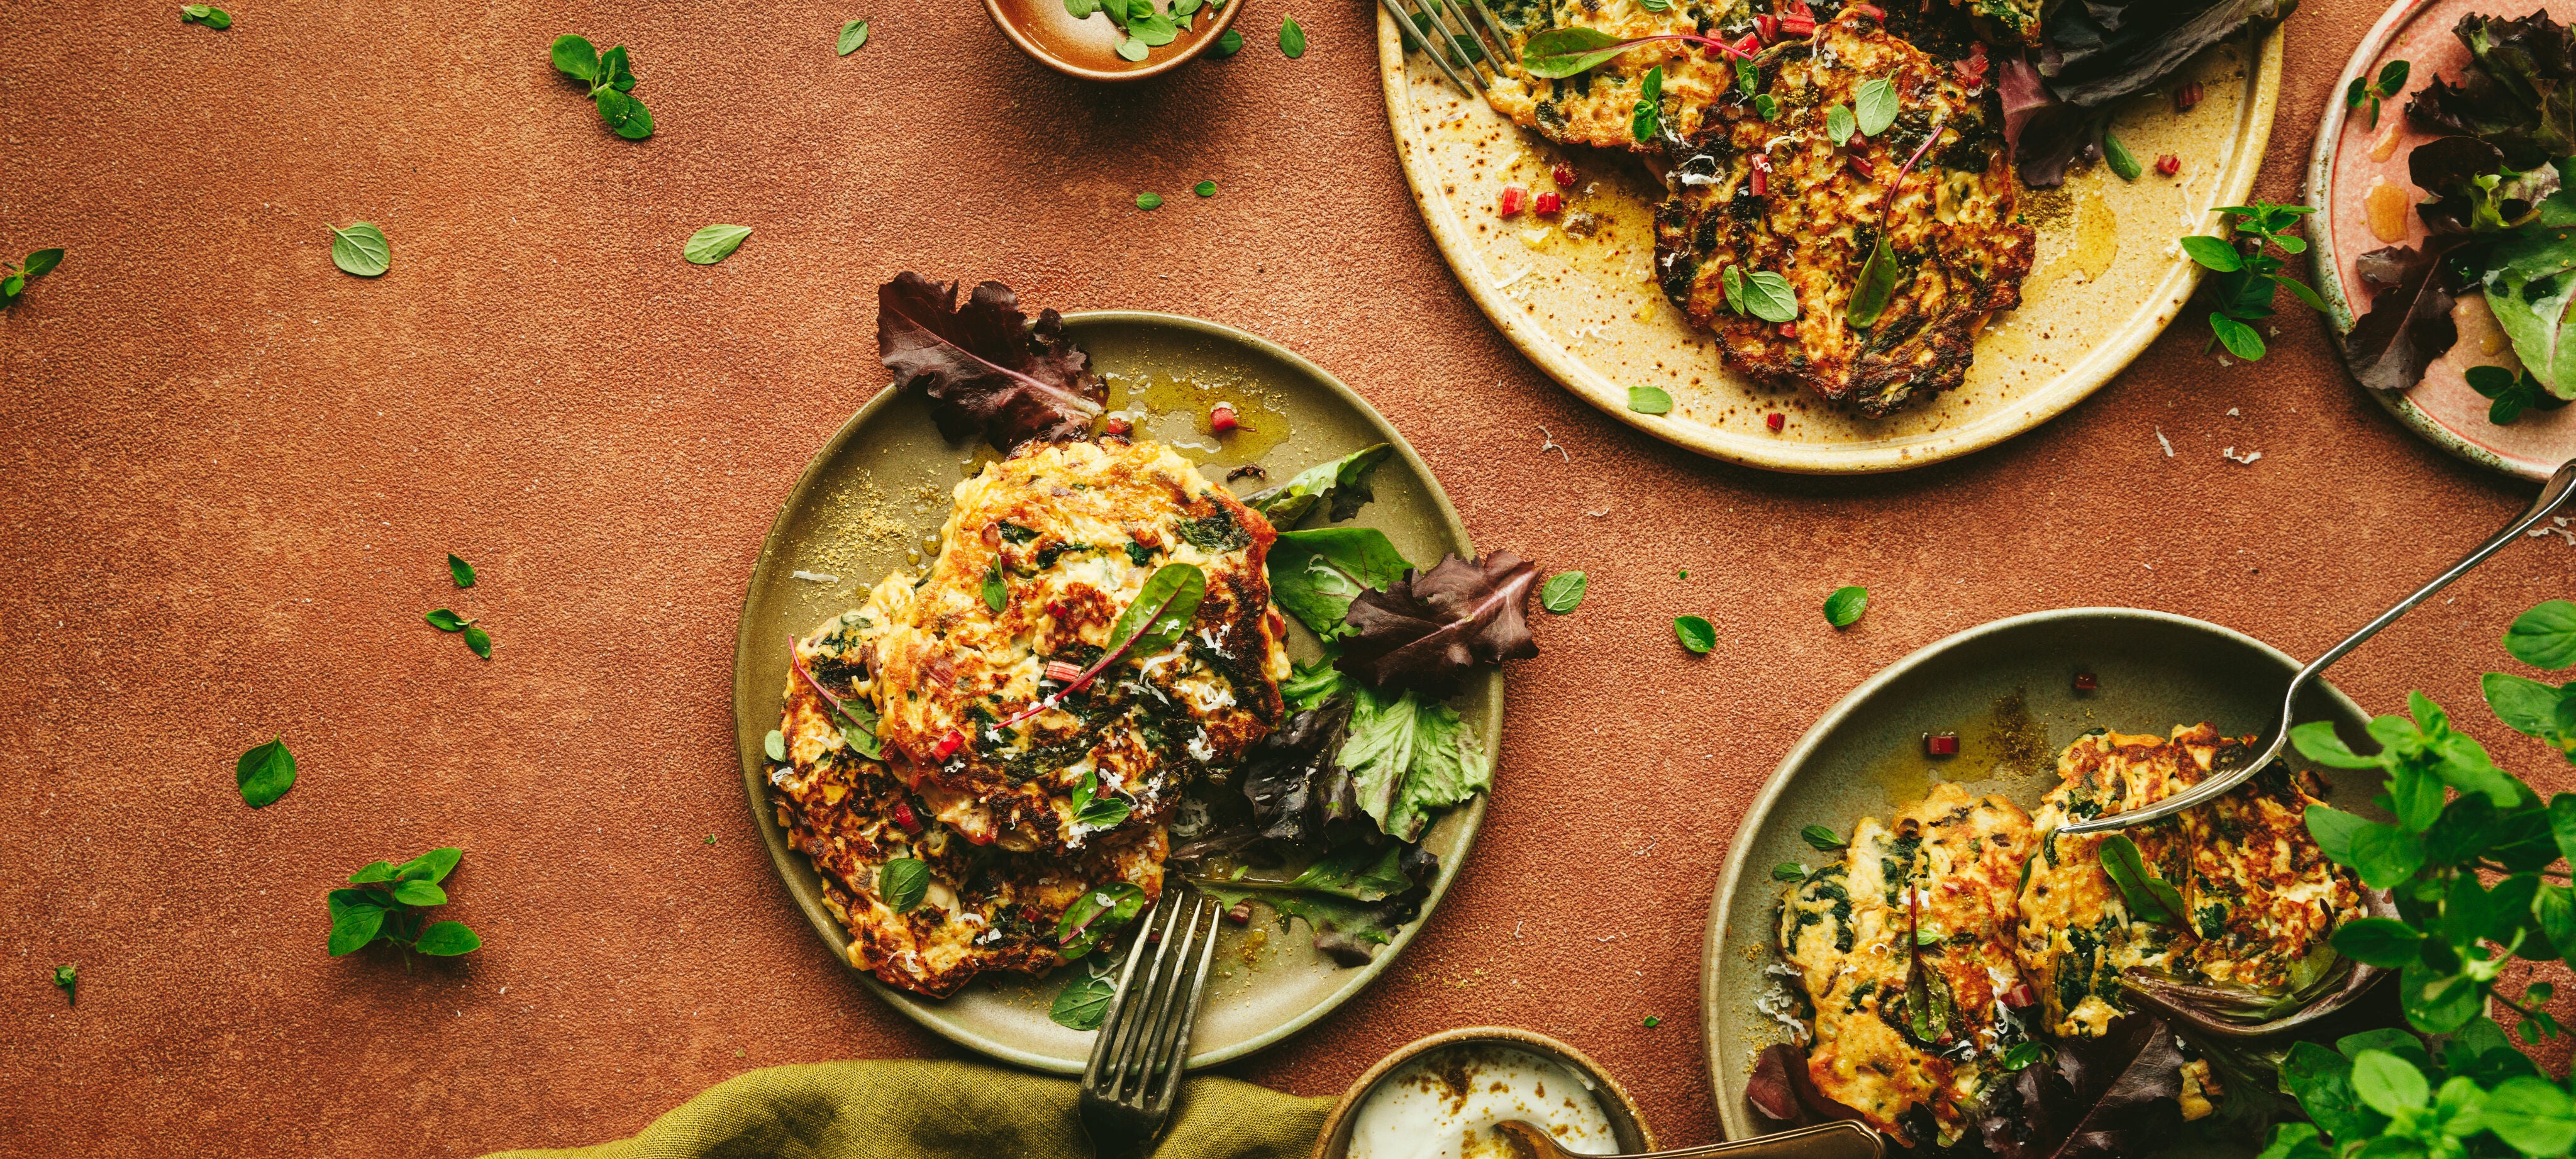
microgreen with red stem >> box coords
[1846,120,1948,329]
[790,640,881,759]
[1518,26,1752,79]
[995,563,1206,731]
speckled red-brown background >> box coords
[6,1,2572,1155]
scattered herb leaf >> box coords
[879,858,930,914]
[1801,824,1846,851]
[0,247,64,308]
[2185,201,2320,365]
[52,963,75,1006]
[236,736,297,808]
[328,848,480,961]
[1627,385,1675,414]
[425,609,470,631]
[684,224,753,265]
[1539,571,1587,614]
[1675,615,1716,654]
[464,624,493,660]
[2344,58,2408,128]
[982,559,1008,614]
[1631,65,1664,143]
[1825,103,1857,143]
[180,4,232,29]
[1280,16,1306,59]
[1136,191,1163,211]
[1643,1014,1662,1028]
[1823,585,1868,629]
[1195,179,1217,197]
[764,729,787,762]
[1854,77,1898,136]
[550,35,653,140]
[1740,270,1799,323]
[1772,861,1807,880]
[1048,954,1118,1029]
[447,553,475,587]
[837,18,870,55]
[329,223,391,277]
[2102,128,2143,181]
[2467,363,2572,424]
[1215,28,1243,56]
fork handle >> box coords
[1601,1122,1884,1159]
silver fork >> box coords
[1380,0,1517,96]
[1077,890,1227,1159]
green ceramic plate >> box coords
[1700,608,2392,1145]
[730,311,1498,1073]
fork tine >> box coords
[1083,894,1179,1099]
[1463,0,1517,69]
[1380,0,1479,96]
[1441,0,1511,75]
[1106,896,1189,1101]
[1400,0,1485,93]
[1144,897,1225,1117]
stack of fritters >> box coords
[2017,724,2367,1039]
[769,437,1292,995]
[1779,783,2038,1149]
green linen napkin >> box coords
[482,1059,1333,1159]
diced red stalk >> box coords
[1225,902,1254,924]
[1534,190,1563,216]
[1765,412,1785,433]
[995,580,1197,729]
[1500,185,1528,216]
[1552,163,1577,187]
[1045,660,1084,684]
[1777,321,1797,336]
[1780,15,1816,35]
[1210,404,1240,433]
[2003,981,2037,1008]
[1926,732,1960,756]
[2074,671,2099,692]
[1848,153,1874,181]
[2155,154,2182,176]
[891,799,922,832]
[2175,81,2203,113]
[1753,14,1777,41]
[933,729,965,760]
[1102,416,1133,436]
[789,640,852,718]
[1750,153,1770,196]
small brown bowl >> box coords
[1313,1026,1655,1159]
[984,0,1243,82]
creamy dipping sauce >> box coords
[1348,1044,1621,1159]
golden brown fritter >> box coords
[863,439,1291,856]
[1652,16,2033,416]
[1779,783,2038,1149]
[772,602,1168,997]
[2016,725,2368,1040]
[1479,0,1753,151]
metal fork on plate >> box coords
[1379,0,1516,96]
[1077,890,1227,1159]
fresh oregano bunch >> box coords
[550,35,652,140]
[2179,201,2328,362]
[2265,1017,2576,1159]
[2292,601,2576,1040]
[327,848,483,965]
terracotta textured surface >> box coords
[4,3,2572,1155]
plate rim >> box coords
[2301,0,2555,484]
[1377,15,2284,475]
[1695,606,2372,1139]
[728,308,1498,1073]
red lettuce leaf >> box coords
[875,272,1104,453]
[2337,238,2470,392]
[1336,551,1540,696]
[2038,0,2298,108]
[2406,11,2576,171]
[1746,1043,1872,1131]
[1240,697,1366,846]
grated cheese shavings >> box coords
[791,570,840,584]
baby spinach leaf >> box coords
[837,18,870,55]
[1287,841,1418,902]
[2097,835,2187,926]
[1196,881,1413,965]
[879,858,931,914]
[1268,528,1413,638]
[236,736,297,808]
[1627,385,1674,414]
[1518,26,1627,77]
[329,223,390,277]
[1674,615,1716,653]
[684,224,753,265]
[1538,570,1585,613]
[1246,443,1391,528]
[1058,882,1147,957]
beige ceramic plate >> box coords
[731,312,1498,1073]
[1379,18,2283,474]
[2304,0,2576,482]
[1699,608,2387,1142]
